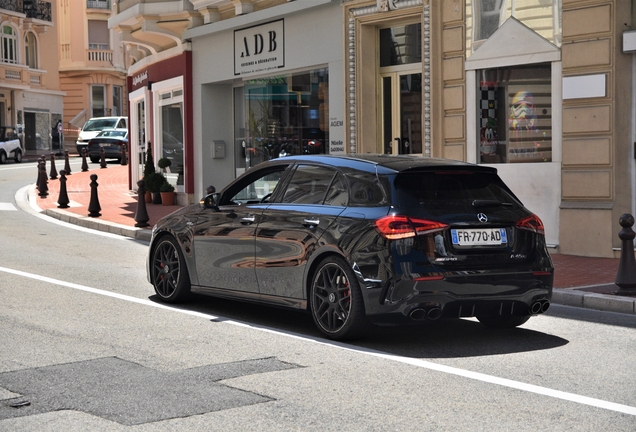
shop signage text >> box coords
[132,71,148,87]
[235,20,285,76]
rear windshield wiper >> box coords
[472,199,513,208]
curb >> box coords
[552,287,636,315]
[42,207,152,242]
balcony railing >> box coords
[87,0,110,10]
[0,1,52,22]
[87,49,113,64]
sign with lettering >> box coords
[234,20,285,76]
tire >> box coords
[90,156,99,164]
[14,149,22,163]
[477,315,531,329]
[310,256,369,340]
[150,236,191,303]
[0,151,6,164]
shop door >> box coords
[380,71,422,155]
[24,112,36,151]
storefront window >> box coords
[237,68,329,169]
[478,63,551,163]
[161,101,184,186]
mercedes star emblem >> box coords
[477,213,488,223]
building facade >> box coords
[0,1,63,154]
[111,0,636,258]
[57,0,128,152]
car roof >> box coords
[272,154,497,175]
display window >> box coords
[478,63,552,163]
[234,68,329,171]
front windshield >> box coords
[84,119,118,132]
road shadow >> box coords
[149,293,569,359]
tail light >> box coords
[516,214,545,235]
[375,216,448,240]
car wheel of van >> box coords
[89,156,99,164]
[14,149,22,163]
[151,236,191,303]
[310,256,369,340]
[0,151,6,164]
[477,315,531,329]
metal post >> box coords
[134,180,150,228]
[100,147,107,168]
[81,148,89,172]
[615,213,636,295]
[57,170,70,209]
[64,150,72,175]
[49,153,58,180]
[87,174,101,217]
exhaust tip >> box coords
[409,308,427,321]
[427,307,443,321]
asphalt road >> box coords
[1,161,636,431]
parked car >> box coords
[87,129,128,163]
[147,155,553,340]
[76,116,127,155]
[0,126,22,164]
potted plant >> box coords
[157,157,172,173]
[159,181,176,206]
[145,172,167,204]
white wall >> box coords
[190,1,343,198]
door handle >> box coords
[240,215,255,224]
[303,218,320,228]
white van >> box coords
[76,116,127,155]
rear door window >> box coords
[282,165,336,205]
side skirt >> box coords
[191,285,307,310]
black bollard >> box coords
[87,174,101,217]
[100,147,107,168]
[57,170,70,208]
[49,153,58,180]
[37,160,48,198]
[615,214,636,295]
[64,150,72,175]
[35,156,44,189]
[81,148,89,172]
[134,180,150,228]
[121,143,128,166]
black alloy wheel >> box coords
[0,151,6,164]
[151,236,191,303]
[310,256,369,340]
[476,314,531,329]
[14,149,21,163]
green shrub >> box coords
[159,181,175,193]
[145,172,167,193]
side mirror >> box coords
[200,192,220,210]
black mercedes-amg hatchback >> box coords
[147,155,553,340]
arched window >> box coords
[24,31,37,69]
[1,25,17,64]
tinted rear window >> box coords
[392,171,522,216]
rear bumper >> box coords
[362,271,553,325]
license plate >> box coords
[451,228,507,246]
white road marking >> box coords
[1,264,635,417]
[0,203,16,211]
